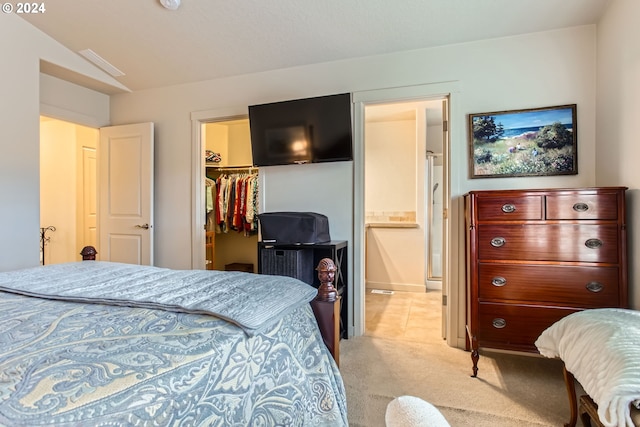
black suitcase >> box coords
[258,212,331,244]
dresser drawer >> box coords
[475,195,543,221]
[477,303,579,351]
[477,263,620,307]
[546,193,619,220]
[477,224,619,263]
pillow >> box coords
[385,395,450,427]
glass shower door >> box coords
[426,153,443,284]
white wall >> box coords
[365,119,417,217]
[40,74,111,128]
[0,14,117,270]
[364,113,426,292]
[111,26,598,269]
[261,161,352,244]
[595,0,640,308]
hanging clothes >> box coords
[205,177,216,231]
[213,170,259,236]
[205,177,215,213]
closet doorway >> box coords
[361,96,449,340]
[199,115,260,272]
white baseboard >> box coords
[365,281,425,293]
[426,279,442,290]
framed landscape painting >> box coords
[469,104,577,178]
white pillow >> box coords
[385,395,450,427]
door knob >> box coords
[135,223,150,230]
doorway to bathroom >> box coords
[362,97,447,340]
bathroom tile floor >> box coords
[364,289,443,344]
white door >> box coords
[79,144,97,252]
[99,122,154,265]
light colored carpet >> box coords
[339,290,583,426]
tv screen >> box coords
[249,93,353,166]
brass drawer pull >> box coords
[573,202,589,212]
[501,203,516,213]
[491,276,507,287]
[490,237,506,247]
[585,238,603,249]
[586,281,604,293]
[492,318,507,329]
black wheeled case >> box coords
[258,212,331,244]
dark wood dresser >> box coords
[464,187,628,376]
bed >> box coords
[535,308,640,427]
[0,257,348,426]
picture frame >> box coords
[468,104,577,178]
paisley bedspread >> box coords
[0,261,319,336]
[0,263,348,426]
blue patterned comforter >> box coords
[0,263,347,426]
[0,261,320,336]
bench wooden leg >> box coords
[580,411,593,427]
[580,395,604,427]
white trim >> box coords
[190,117,205,269]
[352,100,366,337]
[352,81,458,104]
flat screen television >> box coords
[248,93,353,166]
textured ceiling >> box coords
[21,0,610,92]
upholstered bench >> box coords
[535,308,640,427]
